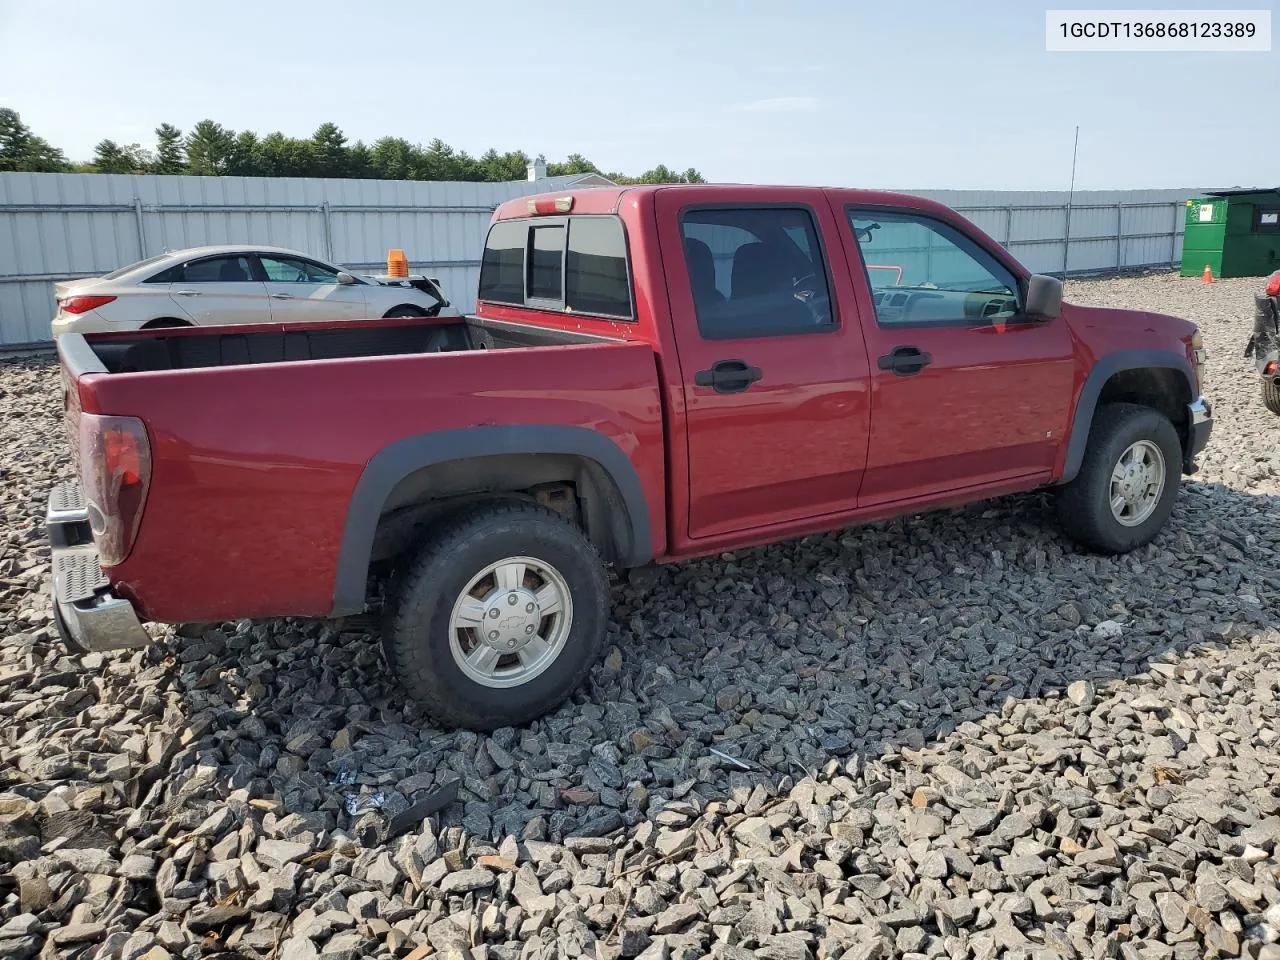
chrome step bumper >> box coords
[46,480,150,652]
[1184,396,1213,474]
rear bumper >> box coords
[1184,396,1212,473]
[50,312,115,338]
[46,480,150,652]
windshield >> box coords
[102,254,172,280]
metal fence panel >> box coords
[0,172,1209,349]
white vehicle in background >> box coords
[50,245,456,336]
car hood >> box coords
[1064,302,1197,340]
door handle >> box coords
[174,289,201,297]
[877,345,932,376]
[270,293,294,300]
[694,359,763,394]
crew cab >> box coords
[47,184,1213,730]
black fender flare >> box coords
[330,424,653,616]
[1059,349,1196,484]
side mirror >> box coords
[1024,274,1062,319]
[336,272,357,285]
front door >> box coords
[839,206,1076,505]
[656,190,873,540]
[257,254,368,322]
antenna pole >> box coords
[1063,125,1079,280]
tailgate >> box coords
[56,334,106,474]
[55,330,134,477]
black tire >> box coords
[383,304,427,319]
[141,317,192,329]
[1056,402,1182,554]
[382,501,609,730]
[1263,378,1280,416]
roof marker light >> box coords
[527,196,574,215]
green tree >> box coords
[347,141,372,179]
[420,138,482,181]
[479,148,530,182]
[0,108,69,172]
[91,139,127,172]
[369,137,419,181]
[226,131,262,176]
[310,122,349,178]
[185,120,236,175]
[249,132,293,176]
[547,153,600,177]
[91,139,151,174]
[0,107,706,182]
[151,123,186,174]
[609,164,705,185]
[638,164,678,184]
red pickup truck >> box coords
[48,184,1212,729]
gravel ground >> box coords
[2,272,1278,960]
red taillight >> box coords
[525,196,574,216]
[60,294,117,314]
[1266,271,1280,297]
[79,414,151,566]
[103,427,143,485]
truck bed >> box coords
[71,315,616,375]
[60,316,666,623]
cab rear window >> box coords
[479,221,525,304]
[479,215,633,320]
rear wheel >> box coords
[383,304,427,319]
[1056,403,1182,554]
[382,502,609,730]
[141,317,191,329]
[1263,378,1280,415]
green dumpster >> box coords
[1181,188,1280,278]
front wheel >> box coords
[1056,403,1182,554]
[382,502,609,730]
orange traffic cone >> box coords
[1202,264,1214,284]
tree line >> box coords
[0,108,705,185]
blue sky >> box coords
[0,0,1275,189]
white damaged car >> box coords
[51,245,456,336]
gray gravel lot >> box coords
[1,273,1278,960]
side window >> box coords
[479,220,526,304]
[107,254,171,281]
[680,207,833,340]
[566,218,631,318]
[260,255,339,283]
[171,255,255,283]
[527,225,564,302]
[848,208,1020,325]
[144,264,180,283]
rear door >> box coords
[837,205,1076,505]
[162,254,271,325]
[656,189,873,540]
[257,254,369,322]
